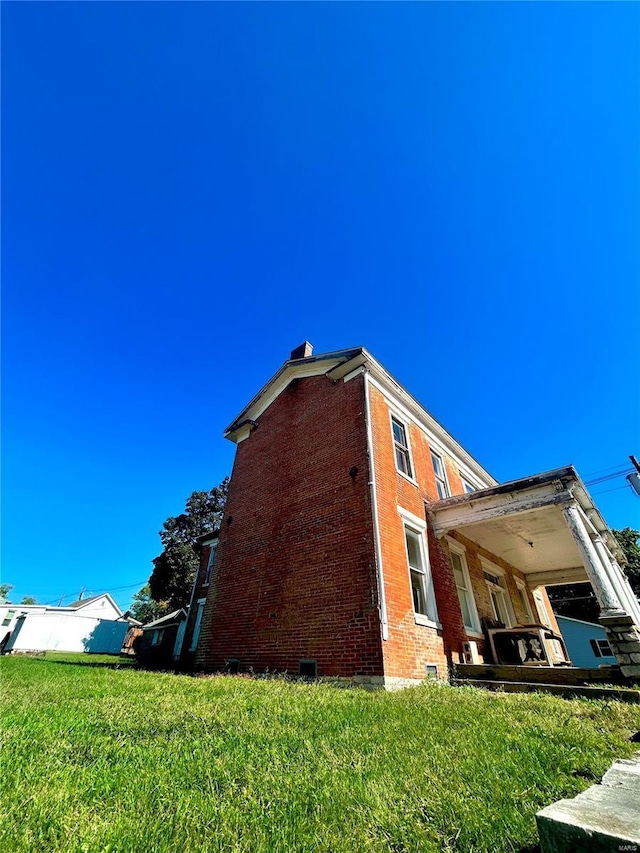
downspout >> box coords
[364,370,389,641]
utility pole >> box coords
[628,456,640,497]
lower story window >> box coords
[404,526,437,623]
[450,549,479,632]
[533,589,552,629]
[486,579,513,627]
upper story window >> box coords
[204,542,217,585]
[392,417,413,479]
[462,479,476,494]
[430,450,450,499]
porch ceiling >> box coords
[453,507,588,583]
[426,465,616,587]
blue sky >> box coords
[3,3,639,610]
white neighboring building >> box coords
[0,594,133,655]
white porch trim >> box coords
[561,504,626,618]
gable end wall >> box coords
[194,373,383,677]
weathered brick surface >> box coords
[368,383,466,679]
[194,374,384,677]
[178,541,215,669]
[192,362,561,680]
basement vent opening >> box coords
[425,664,438,679]
[225,658,240,674]
[299,659,318,678]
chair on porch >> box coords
[481,617,571,667]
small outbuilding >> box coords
[555,615,619,669]
[136,609,187,669]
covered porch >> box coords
[427,466,640,682]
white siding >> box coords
[5,613,129,654]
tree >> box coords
[546,527,640,622]
[546,582,599,623]
[129,584,164,624]
[20,596,37,605]
[148,477,229,611]
[613,527,640,597]
[0,584,13,603]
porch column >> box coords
[592,535,640,627]
[562,505,626,618]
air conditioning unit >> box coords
[461,640,480,665]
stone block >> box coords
[537,754,640,852]
[614,642,640,654]
[537,786,640,852]
[602,758,640,792]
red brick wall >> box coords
[444,530,561,661]
[194,374,384,677]
[367,383,468,679]
[179,541,215,669]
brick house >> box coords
[183,344,640,686]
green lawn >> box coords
[1,654,638,853]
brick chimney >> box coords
[290,341,314,360]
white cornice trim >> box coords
[364,366,497,488]
[225,358,344,443]
[223,347,499,487]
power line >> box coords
[584,462,633,477]
[590,484,633,497]
[584,469,634,486]
[43,580,147,607]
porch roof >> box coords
[426,466,624,586]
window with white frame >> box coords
[430,450,450,499]
[391,417,413,479]
[449,545,480,633]
[533,589,552,629]
[462,479,476,494]
[204,542,217,585]
[590,638,613,658]
[483,568,513,627]
[515,578,535,624]
[189,598,206,652]
[403,525,437,624]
